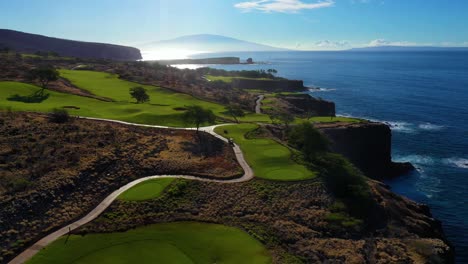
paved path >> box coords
[9,119,252,264]
[255,95,265,114]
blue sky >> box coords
[1,0,467,50]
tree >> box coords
[267,69,278,75]
[182,105,216,132]
[225,104,245,123]
[28,66,59,91]
[278,112,295,130]
[0,47,10,53]
[129,86,150,103]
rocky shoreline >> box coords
[287,94,454,262]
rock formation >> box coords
[279,93,336,117]
[317,122,414,179]
[232,78,306,92]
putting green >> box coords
[75,241,194,264]
[215,124,316,181]
[28,222,272,264]
[118,178,174,201]
[0,70,231,127]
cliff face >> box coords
[0,29,142,61]
[232,78,306,92]
[279,94,336,116]
[317,122,414,179]
[367,180,454,263]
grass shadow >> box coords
[7,90,50,103]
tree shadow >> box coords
[182,133,225,157]
[7,90,50,103]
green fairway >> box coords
[28,222,271,264]
[296,116,363,124]
[0,70,231,127]
[215,124,316,181]
[236,113,361,125]
[118,178,174,201]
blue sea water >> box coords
[191,51,468,262]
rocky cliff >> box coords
[0,29,142,61]
[232,78,306,92]
[279,93,336,116]
[317,122,414,179]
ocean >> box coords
[188,50,468,262]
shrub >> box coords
[313,153,372,217]
[166,180,189,197]
[288,122,329,159]
[0,174,31,193]
[48,108,70,123]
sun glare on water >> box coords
[141,48,206,61]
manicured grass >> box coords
[118,178,174,201]
[238,113,272,123]
[19,53,74,60]
[235,113,362,125]
[205,75,236,83]
[295,116,364,124]
[215,124,316,181]
[0,70,231,127]
[28,222,271,264]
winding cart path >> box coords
[9,118,253,264]
[255,95,265,114]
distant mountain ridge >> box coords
[348,45,468,52]
[0,29,142,61]
[141,34,288,53]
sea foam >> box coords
[418,123,445,131]
[444,158,468,169]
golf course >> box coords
[215,124,316,181]
[3,69,350,264]
[0,70,229,127]
[27,222,272,264]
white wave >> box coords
[418,123,445,131]
[308,86,337,92]
[385,121,416,133]
[394,155,468,170]
[329,115,443,134]
[443,158,468,169]
[393,154,436,166]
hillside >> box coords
[0,112,240,263]
[0,29,142,61]
[141,34,287,53]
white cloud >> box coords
[366,39,468,48]
[234,0,335,13]
[315,40,350,48]
[367,39,418,47]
